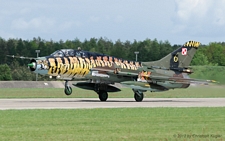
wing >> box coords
[91,67,215,83]
[91,67,138,77]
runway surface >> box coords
[0,98,225,110]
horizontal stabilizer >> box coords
[142,75,216,84]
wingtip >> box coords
[207,80,217,83]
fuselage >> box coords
[29,49,190,90]
[30,49,142,79]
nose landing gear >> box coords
[64,80,72,95]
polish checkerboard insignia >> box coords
[182,48,187,55]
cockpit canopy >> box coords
[50,49,80,57]
[50,49,102,58]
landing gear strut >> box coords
[133,89,144,102]
[64,80,72,95]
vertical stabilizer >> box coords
[142,41,201,69]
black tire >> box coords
[98,91,108,101]
[134,91,144,102]
[64,86,72,95]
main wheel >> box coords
[98,90,108,101]
[134,91,144,102]
[64,86,72,95]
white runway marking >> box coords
[0,98,225,110]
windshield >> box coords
[50,50,64,57]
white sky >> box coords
[1,0,225,45]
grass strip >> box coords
[0,107,224,141]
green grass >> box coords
[0,86,225,98]
[0,108,224,141]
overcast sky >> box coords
[1,0,225,45]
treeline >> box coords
[0,37,225,80]
[0,37,176,63]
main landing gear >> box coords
[133,89,144,102]
[64,80,72,95]
[95,84,108,101]
[98,90,108,101]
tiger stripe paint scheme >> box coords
[36,56,142,78]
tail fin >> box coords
[142,41,201,70]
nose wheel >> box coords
[64,80,72,95]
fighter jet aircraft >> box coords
[8,41,208,102]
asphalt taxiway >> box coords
[0,98,225,110]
